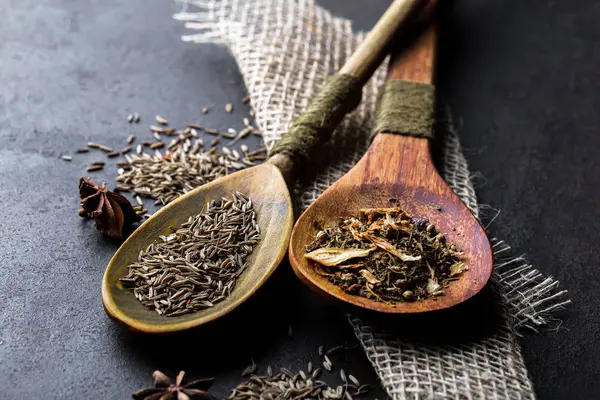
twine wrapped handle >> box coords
[370,80,435,140]
[269,74,363,166]
[267,0,428,180]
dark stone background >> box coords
[0,0,598,398]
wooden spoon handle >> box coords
[340,0,428,84]
[269,0,428,182]
[387,19,437,84]
[369,13,437,142]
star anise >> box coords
[78,177,141,239]
[132,370,216,400]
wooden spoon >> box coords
[102,0,428,333]
[288,23,494,313]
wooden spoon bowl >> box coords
[289,25,493,314]
[102,163,293,333]
[289,135,493,313]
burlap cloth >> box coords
[174,1,570,398]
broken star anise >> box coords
[78,177,141,239]
[132,370,215,400]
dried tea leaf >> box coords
[359,269,381,285]
[305,246,376,266]
[327,263,364,270]
[361,233,421,262]
[450,261,468,277]
[384,213,413,233]
[426,278,442,295]
[306,206,463,304]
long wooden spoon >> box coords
[102,0,428,333]
[288,22,493,313]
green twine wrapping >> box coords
[270,74,363,166]
[371,80,435,140]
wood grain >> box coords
[288,23,493,314]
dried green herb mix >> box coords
[305,207,466,303]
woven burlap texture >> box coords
[174,1,570,398]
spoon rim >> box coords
[101,163,294,333]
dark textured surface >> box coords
[0,0,598,399]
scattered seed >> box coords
[226,128,246,146]
[225,103,233,113]
[91,161,105,166]
[242,95,250,104]
[127,134,135,144]
[323,361,332,372]
[242,359,257,377]
[349,375,360,386]
[76,148,89,153]
[153,132,162,141]
[133,112,140,123]
[127,114,134,123]
[204,128,219,135]
[87,165,103,172]
[135,195,143,206]
[150,125,175,134]
[326,345,344,355]
[155,115,168,125]
[150,142,165,149]
[136,144,143,155]
[202,107,209,114]
[318,346,324,356]
[122,146,132,154]
[115,184,131,192]
[107,151,120,158]
[340,369,346,382]
[61,155,72,161]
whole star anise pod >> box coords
[78,177,141,239]
[132,370,216,400]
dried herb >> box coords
[78,177,141,239]
[305,207,466,303]
[132,370,215,400]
